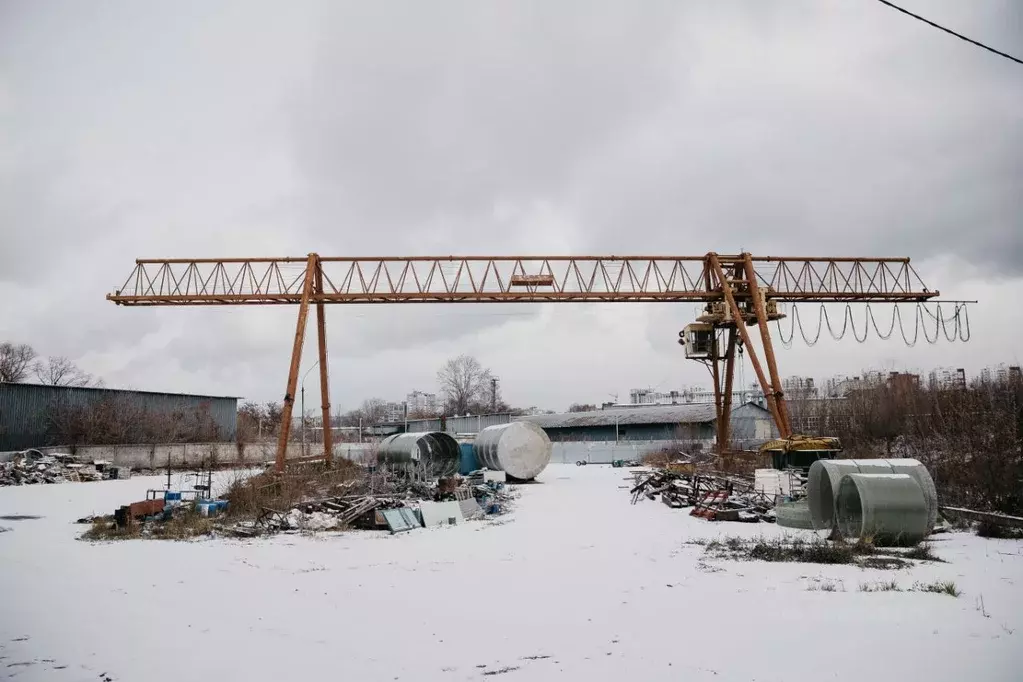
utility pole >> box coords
[491,376,499,413]
[300,360,319,458]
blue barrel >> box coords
[458,442,478,475]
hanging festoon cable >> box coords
[776,301,972,348]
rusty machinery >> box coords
[107,253,969,471]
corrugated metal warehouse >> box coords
[397,402,777,448]
[0,382,239,452]
[519,403,776,445]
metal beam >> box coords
[743,253,792,437]
[274,254,317,472]
[720,328,738,451]
[314,258,333,467]
[107,255,941,305]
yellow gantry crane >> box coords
[108,253,957,471]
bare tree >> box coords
[360,398,389,424]
[568,403,596,413]
[33,356,98,387]
[437,354,493,415]
[0,342,36,383]
[237,400,283,442]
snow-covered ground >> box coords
[1,464,1021,681]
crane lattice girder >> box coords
[107,255,939,305]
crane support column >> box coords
[708,253,786,438]
[275,253,318,472]
[314,258,333,466]
[720,329,738,450]
[742,253,792,437]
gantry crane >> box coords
[108,253,954,472]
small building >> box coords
[0,382,239,452]
[518,402,776,449]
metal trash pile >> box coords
[628,468,778,523]
[219,469,515,537]
[1,449,131,486]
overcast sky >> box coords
[1,0,1020,413]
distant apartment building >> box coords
[928,367,966,389]
[406,390,440,415]
[382,401,406,423]
[782,376,817,399]
[886,371,920,392]
[627,384,766,408]
[980,364,1022,384]
[629,388,685,405]
[825,371,916,397]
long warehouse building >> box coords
[0,382,238,452]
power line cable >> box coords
[875,0,1023,66]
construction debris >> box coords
[0,450,128,486]
[629,468,776,522]
[214,468,516,538]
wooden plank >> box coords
[940,506,1023,529]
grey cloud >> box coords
[1,0,1020,410]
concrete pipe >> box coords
[377,432,460,478]
[834,473,929,546]
[775,499,815,530]
[473,421,552,481]
[807,458,937,532]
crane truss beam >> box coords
[107,255,939,306]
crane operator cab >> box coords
[679,323,716,359]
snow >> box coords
[1,464,1021,681]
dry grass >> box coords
[904,543,945,562]
[81,516,139,541]
[860,579,902,592]
[859,579,960,597]
[914,580,962,597]
[221,460,364,520]
[704,535,911,570]
[81,508,215,541]
[807,578,845,592]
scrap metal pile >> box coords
[629,468,777,522]
[1,450,130,486]
[220,469,515,537]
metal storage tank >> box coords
[835,473,930,545]
[377,432,460,478]
[474,421,552,481]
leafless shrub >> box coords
[45,395,221,446]
[222,460,363,519]
[787,372,1023,515]
[975,521,1023,539]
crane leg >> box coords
[708,253,786,439]
[275,254,318,472]
[720,329,737,449]
[742,253,792,437]
[315,260,333,466]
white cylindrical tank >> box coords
[835,473,930,545]
[473,421,552,481]
[807,458,937,533]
